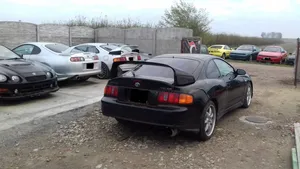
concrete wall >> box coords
[125,28,156,55]
[70,26,95,46]
[38,24,70,45]
[0,22,193,56]
[0,22,37,49]
[95,28,125,43]
[156,28,193,55]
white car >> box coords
[68,43,142,79]
[12,42,101,81]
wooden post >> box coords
[295,38,299,87]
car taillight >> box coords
[158,92,193,105]
[137,55,141,60]
[113,57,127,62]
[70,57,85,62]
[104,85,118,97]
[93,55,99,60]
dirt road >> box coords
[0,62,299,169]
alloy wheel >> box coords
[204,105,216,137]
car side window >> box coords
[13,44,35,55]
[224,46,230,50]
[87,46,99,53]
[206,60,221,79]
[214,59,234,77]
[73,46,88,52]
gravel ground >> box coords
[0,62,299,169]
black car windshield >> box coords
[45,43,70,53]
[263,47,281,53]
[130,57,200,79]
[237,45,253,51]
[0,45,21,60]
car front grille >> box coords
[25,75,47,82]
[19,81,55,94]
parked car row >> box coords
[208,44,295,65]
[0,42,148,100]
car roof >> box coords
[77,43,115,46]
[210,44,225,46]
[155,54,219,61]
[24,42,61,45]
[264,45,282,48]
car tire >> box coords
[97,63,110,79]
[249,55,253,61]
[241,82,252,108]
[279,59,283,64]
[222,53,226,59]
[196,101,217,141]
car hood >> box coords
[0,59,52,77]
[231,50,252,54]
[287,54,296,59]
[259,51,281,57]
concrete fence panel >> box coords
[125,28,156,55]
[0,22,37,49]
[70,26,95,46]
[155,28,193,55]
[39,24,70,46]
[95,28,125,43]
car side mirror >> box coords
[289,52,292,55]
[236,69,246,75]
[281,51,285,53]
[148,53,152,56]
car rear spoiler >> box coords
[111,61,195,86]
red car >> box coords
[256,46,288,64]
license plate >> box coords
[86,63,94,69]
[129,57,133,61]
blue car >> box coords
[229,45,261,61]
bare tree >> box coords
[159,0,212,36]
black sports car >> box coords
[0,45,59,100]
[101,54,253,141]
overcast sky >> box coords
[1,0,299,38]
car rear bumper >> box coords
[101,97,201,130]
[57,70,101,81]
[257,56,281,63]
[0,79,59,100]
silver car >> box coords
[12,42,101,81]
[68,43,141,79]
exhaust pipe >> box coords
[169,128,179,137]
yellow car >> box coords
[208,45,233,59]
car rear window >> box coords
[45,44,69,53]
[133,57,200,79]
[100,45,118,52]
[210,45,223,49]
[263,47,281,53]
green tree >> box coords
[159,0,212,36]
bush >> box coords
[47,15,156,29]
[202,33,283,47]
[47,15,283,47]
